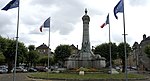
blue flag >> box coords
[40,17,50,32]
[106,14,109,24]
[1,0,19,11]
[114,0,124,19]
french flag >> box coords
[40,17,50,32]
[100,14,109,28]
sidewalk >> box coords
[0,73,33,81]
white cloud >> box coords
[129,0,149,6]
[0,0,150,51]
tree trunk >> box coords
[7,60,13,73]
[122,59,125,72]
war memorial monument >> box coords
[66,9,106,69]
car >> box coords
[0,66,8,74]
[0,68,8,74]
[115,66,121,70]
[11,67,27,73]
[35,66,48,72]
[108,68,119,74]
[28,68,37,72]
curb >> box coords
[28,76,149,81]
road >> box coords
[0,73,61,81]
[0,73,33,81]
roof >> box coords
[36,43,49,49]
[132,42,139,48]
[141,36,150,44]
[70,44,78,50]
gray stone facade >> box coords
[66,9,106,69]
[132,34,150,70]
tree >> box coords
[28,45,35,51]
[0,36,8,53]
[0,52,5,65]
[0,36,7,65]
[144,45,150,58]
[117,42,131,72]
[28,50,39,67]
[3,39,28,73]
[54,44,71,67]
[94,43,118,66]
[25,45,39,68]
[38,56,54,66]
[17,42,28,64]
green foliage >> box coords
[0,52,5,65]
[94,42,131,72]
[94,43,118,62]
[23,45,40,67]
[29,51,39,62]
[38,56,54,66]
[117,42,131,60]
[25,50,39,67]
[0,36,28,72]
[3,40,28,64]
[78,67,89,71]
[0,36,8,53]
[117,42,131,72]
[144,45,150,58]
[28,45,35,51]
[54,44,71,65]
[38,56,47,66]
[17,42,28,64]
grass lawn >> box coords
[29,72,146,79]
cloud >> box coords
[0,13,15,35]
[29,28,43,35]
[128,0,148,6]
[29,0,101,35]
[21,14,40,26]
[19,33,37,46]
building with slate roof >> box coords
[70,44,79,55]
[132,34,150,71]
[36,43,49,55]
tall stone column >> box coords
[78,9,94,68]
[66,9,106,69]
[81,8,91,53]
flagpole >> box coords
[47,17,51,78]
[13,0,20,81]
[108,14,112,76]
[122,0,128,81]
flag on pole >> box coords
[40,17,50,32]
[114,0,123,19]
[1,0,19,11]
[101,14,109,28]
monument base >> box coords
[66,54,106,69]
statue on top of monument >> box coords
[85,8,87,14]
[82,8,90,23]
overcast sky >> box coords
[0,0,150,51]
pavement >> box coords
[0,73,62,81]
[0,73,33,81]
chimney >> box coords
[76,45,78,49]
[143,34,146,40]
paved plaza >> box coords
[0,73,63,81]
